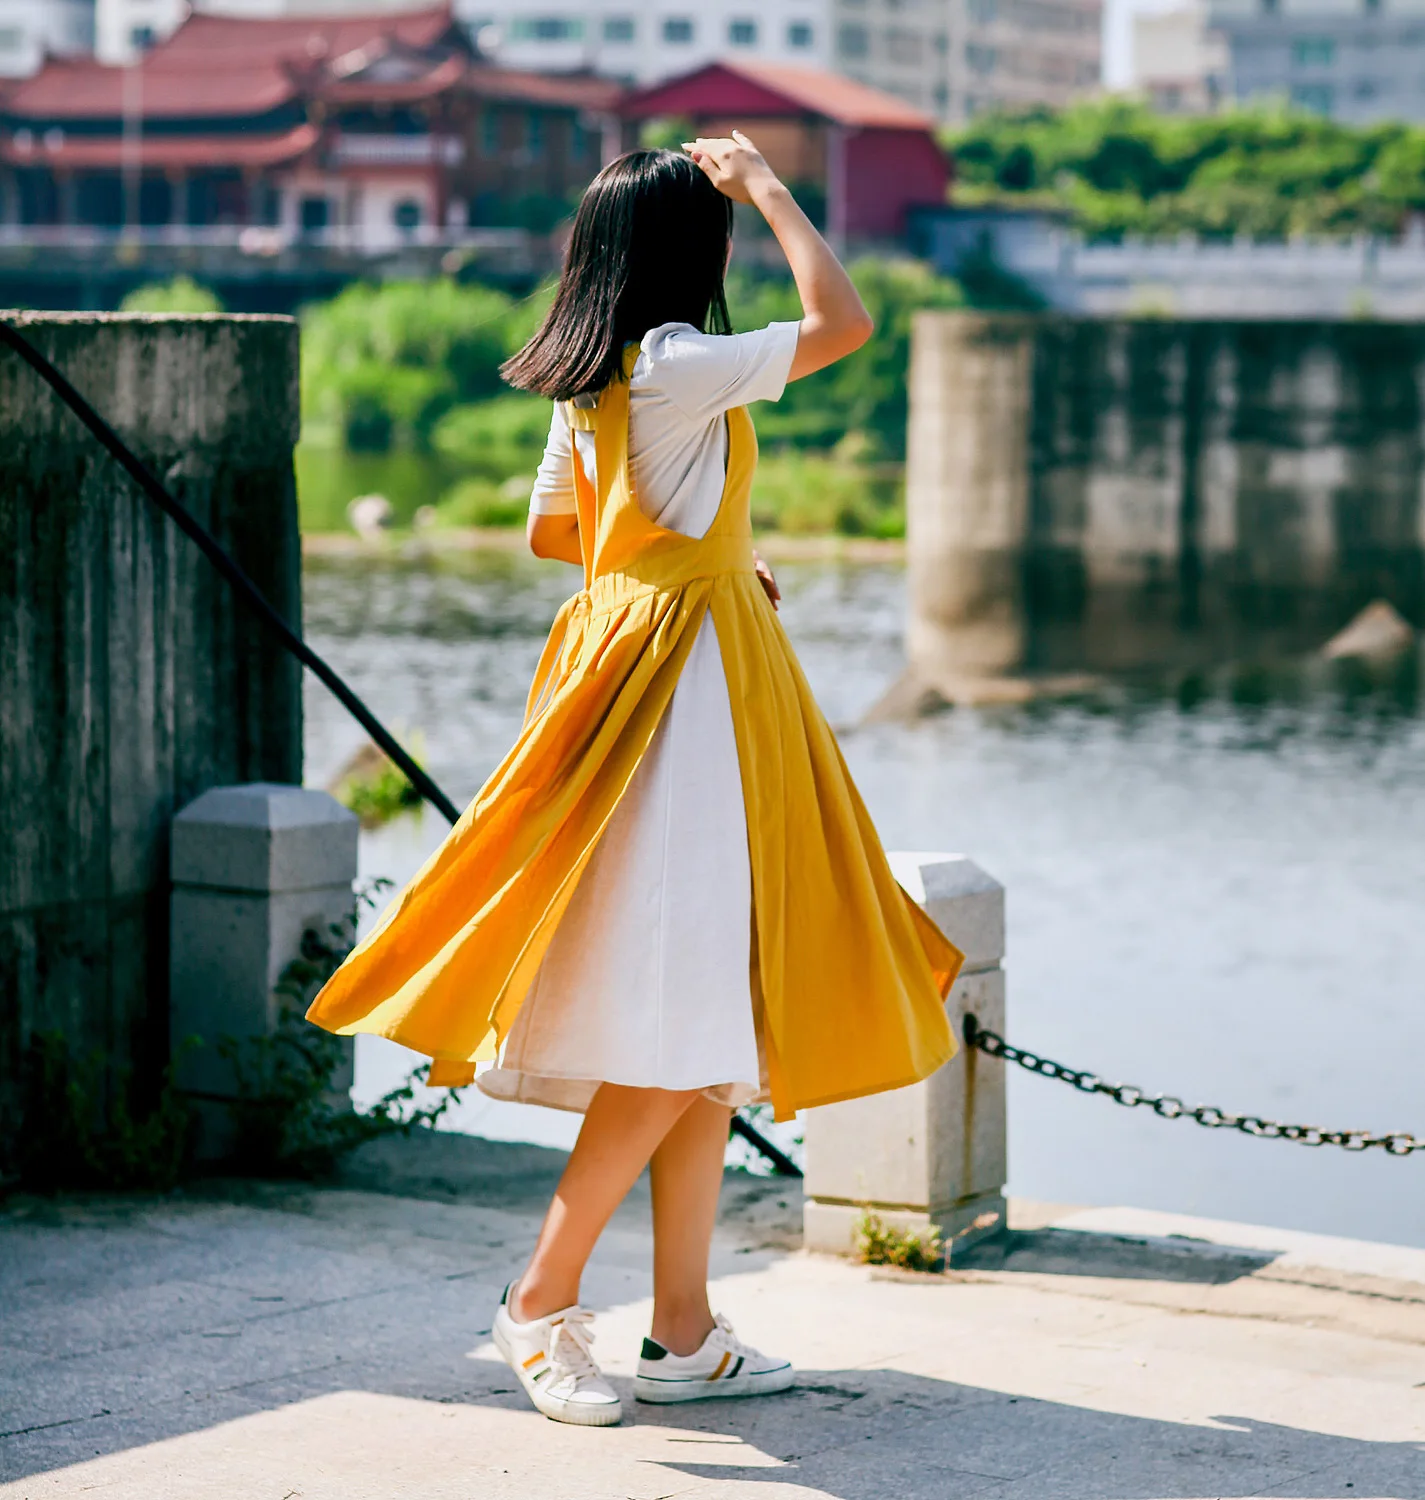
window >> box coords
[969,0,996,20]
[887,26,921,62]
[662,16,694,42]
[392,199,422,231]
[1290,81,1334,111]
[787,20,813,47]
[967,41,997,72]
[729,18,757,44]
[0,26,23,51]
[603,15,635,42]
[1292,36,1335,65]
[1260,0,1278,12]
[508,16,584,41]
[299,196,329,234]
[1364,0,1381,12]
[130,24,155,49]
[838,22,869,57]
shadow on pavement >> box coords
[628,1368,1425,1499]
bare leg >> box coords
[649,1094,732,1355]
[512,1083,698,1323]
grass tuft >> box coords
[854,1209,944,1272]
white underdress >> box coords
[476,319,801,1114]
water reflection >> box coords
[304,549,1425,1248]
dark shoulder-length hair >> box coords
[501,149,733,401]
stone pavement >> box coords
[3,1132,1424,1499]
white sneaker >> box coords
[491,1284,622,1427]
[634,1313,794,1404]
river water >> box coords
[303,547,1425,1250]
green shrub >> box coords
[218,881,465,1179]
[946,98,1425,241]
[434,476,530,528]
[751,446,904,538]
[728,259,964,463]
[120,276,223,315]
[331,742,425,828]
[431,391,551,479]
[855,1210,944,1272]
[15,1031,194,1192]
[300,279,552,451]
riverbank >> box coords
[5,1131,1423,1497]
[301,528,907,564]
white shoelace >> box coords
[709,1313,756,1359]
[547,1308,600,1381]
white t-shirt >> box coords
[527,320,800,540]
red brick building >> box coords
[0,7,624,244]
[622,60,950,242]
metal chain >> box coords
[962,1015,1425,1157]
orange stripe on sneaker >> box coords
[522,1352,544,1369]
[707,1351,732,1381]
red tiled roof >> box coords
[1,7,623,122]
[2,57,301,119]
[465,66,623,110]
[320,50,468,104]
[2,6,460,120]
[157,5,455,66]
[623,59,936,131]
[0,122,320,169]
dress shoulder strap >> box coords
[565,391,599,433]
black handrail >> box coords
[2,317,802,1179]
[0,321,461,824]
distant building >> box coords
[95,0,185,64]
[1131,1,1227,112]
[454,0,830,83]
[0,6,622,240]
[0,0,94,77]
[1210,0,1425,122]
[830,0,1103,122]
[623,58,949,240]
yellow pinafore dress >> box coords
[307,349,962,1121]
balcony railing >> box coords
[0,223,533,256]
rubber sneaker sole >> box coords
[492,1320,623,1427]
[634,1361,794,1404]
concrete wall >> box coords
[0,312,302,1153]
[907,312,1425,692]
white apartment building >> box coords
[0,0,94,76]
[1211,0,1425,122]
[456,1,830,82]
[831,0,1102,122]
[1130,0,1227,111]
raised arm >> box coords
[686,131,873,381]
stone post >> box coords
[0,312,300,1158]
[169,783,359,1157]
[802,852,1007,1263]
[905,312,1036,690]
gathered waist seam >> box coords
[579,563,755,618]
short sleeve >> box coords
[635,321,800,422]
[528,403,578,516]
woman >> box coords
[307,133,962,1427]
